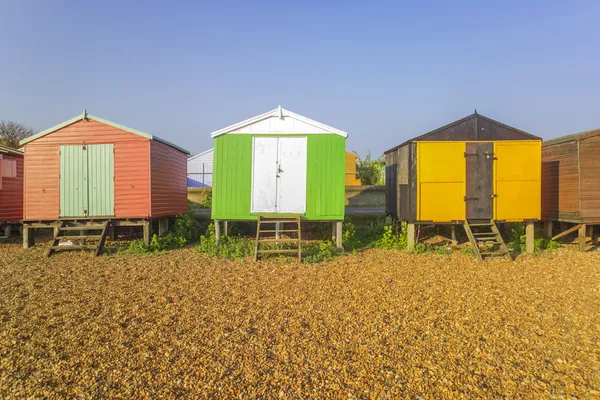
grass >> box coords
[0,241,599,398]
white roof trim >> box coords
[210,107,348,138]
[187,148,214,161]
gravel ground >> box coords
[0,241,599,399]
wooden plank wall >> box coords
[541,141,580,221]
[150,140,189,218]
[0,154,24,222]
[384,150,398,216]
[579,134,600,221]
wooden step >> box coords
[50,245,98,250]
[468,223,494,227]
[56,235,102,240]
[59,226,105,231]
[472,232,494,236]
[258,238,300,243]
[475,236,498,241]
[257,249,300,254]
[258,229,299,233]
[480,251,509,256]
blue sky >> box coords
[1,0,599,157]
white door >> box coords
[251,137,307,213]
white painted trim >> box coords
[210,107,348,138]
[187,148,214,162]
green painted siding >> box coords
[212,134,345,221]
[59,144,115,218]
[60,145,88,217]
[88,144,114,216]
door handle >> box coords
[490,194,498,198]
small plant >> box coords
[375,222,407,250]
[461,247,475,256]
[342,220,361,252]
[432,245,451,255]
[303,241,337,264]
[125,211,201,254]
[196,223,254,259]
[411,243,429,254]
[505,223,562,254]
[201,191,212,208]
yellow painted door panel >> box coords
[419,182,466,221]
[417,142,466,221]
[494,141,542,221]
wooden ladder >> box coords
[47,221,110,257]
[464,220,511,261]
[254,216,301,262]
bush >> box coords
[126,211,201,254]
[355,151,384,185]
[303,241,337,264]
[201,191,212,208]
[342,220,360,252]
[505,223,561,254]
[375,222,407,250]
[196,223,254,259]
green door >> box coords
[60,144,114,217]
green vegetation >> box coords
[196,224,254,259]
[355,151,384,185]
[505,223,561,254]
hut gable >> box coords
[385,113,539,154]
[211,106,348,137]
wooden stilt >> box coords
[107,225,115,241]
[3,225,12,238]
[335,221,343,251]
[275,222,281,240]
[332,222,336,242]
[578,224,587,252]
[215,220,221,245]
[525,221,535,255]
[158,217,169,236]
[543,220,553,239]
[143,221,152,244]
[23,226,34,249]
[224,221,228,237]
[407,223,415,252]
[450,225,458,246]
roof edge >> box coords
[210,107,348,138]
[188,148,214,161]
[0,144,24,156]
[19,111,190,154]
[543,128,600,147]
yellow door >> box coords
[494,140,541,221]
[417,142,466,222]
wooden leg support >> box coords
[450,225,458,246]
[215,220,221,245]
[578,224,587,252]
[525,222,535,255]
[143,222,152,244]
[158,217,169,236]
[335,221,342,251]
[23,226,35,249]
[407,223,415,252]
[543,220,553,239]
[3,225,11,238]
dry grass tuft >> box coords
[1,241,599,398]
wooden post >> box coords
[331,222,336,242]
[107,225,115,241]
[158,217,169,236]
[275,222,281,240]
[525,221,535,255]
[224,221,229,237]
[23,226,34,249]
[53,225,60,237]
[143,221,152,244]
[335,221,342,251]
[543,220,553,239]
[3,225,12,238]
[450,225,458,246]
[407,223,415,252]
[578,224,587,252]
[215,220,221,245]
[586,225,593,242]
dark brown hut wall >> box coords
[542,131,600,222]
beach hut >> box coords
[187,148,213,187]
[19,110,189,255]
[542,128,600,251]
[345,152,361,186]
[0,144,24,237]
[210,106,347,255]
[384,112,542,260]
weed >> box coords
[375,222,407,250]
[196,223,254,259]
[303,241,337,263]
[342,220,361,252]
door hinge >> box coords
[464,196,479,201]
[464,152,479,157]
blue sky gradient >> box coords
[1,0,599,156]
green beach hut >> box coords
[211,106,348,250]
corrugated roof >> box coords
[0,144,24,156]
[20,111,190,154]
[543,128,600,147]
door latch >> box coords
[490,194,498,198]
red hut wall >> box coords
[23,119,151,220]
[0,154,24,222]
[150,140,188,217]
